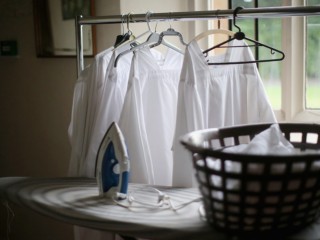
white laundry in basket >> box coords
[224,124,295,156]
[202,124,320,201]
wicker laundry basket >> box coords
[180,123,320,237]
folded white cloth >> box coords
[224,124,295,155]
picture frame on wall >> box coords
[33,0,96,57]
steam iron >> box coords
[95,122,130,199]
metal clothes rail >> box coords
[76,6,320,76]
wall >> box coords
[0,0,75,239]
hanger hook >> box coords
[233,6,243,32]
[126,12,133,35]
[121,14,125,34]
[155,21,158,32]
[146,11,153,31]
[168,12,172,29]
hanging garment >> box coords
[68,47,126,240]
[68,45,163,240]
[119,47,184,186]
[68,47,114,177]
[172,39,277,187]
[68,65,91,176]
[84,46,133,177]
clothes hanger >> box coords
[113,13,142,51]
[114,12,185,67]
[148,12,187,50]
[149,26,187,49]
[203,7,285,65]
[114,11,160,52]
[193,29,235,42]
[114,14,132,48]
[192,10,235,42]
[145,11,187,51]
[114,12,158,66]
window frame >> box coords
[224,0,320,123]
[281,0,320,123]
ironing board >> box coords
[1,177,320,240]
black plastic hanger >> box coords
[114,14,133,48]
[204,7,285,65]
[114,32,131,47]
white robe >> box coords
[172,39,277,187]
[84,46,133,177]
[119,47,184,186]
[68,47,128,240]
[68,47,114,177]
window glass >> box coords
[257,1,283,110]
[230,0,283,109]
[230,0,255,45]
[230,0,256,63]
[306,0,320,109]
[230,0,254,9]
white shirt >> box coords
[84,46,133,177]
[68,47,114,177]
[68,47,123,240]
[119,47,184,186]
[172,39,277,187]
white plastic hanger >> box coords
[192,14,235,42]
[114,12,185,67]
[192,29,235,42]
[114,12,156,66]
[150,27,187,49]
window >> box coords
[306,0,320,109]
[229,0,283,110]
[210,0,320,122]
